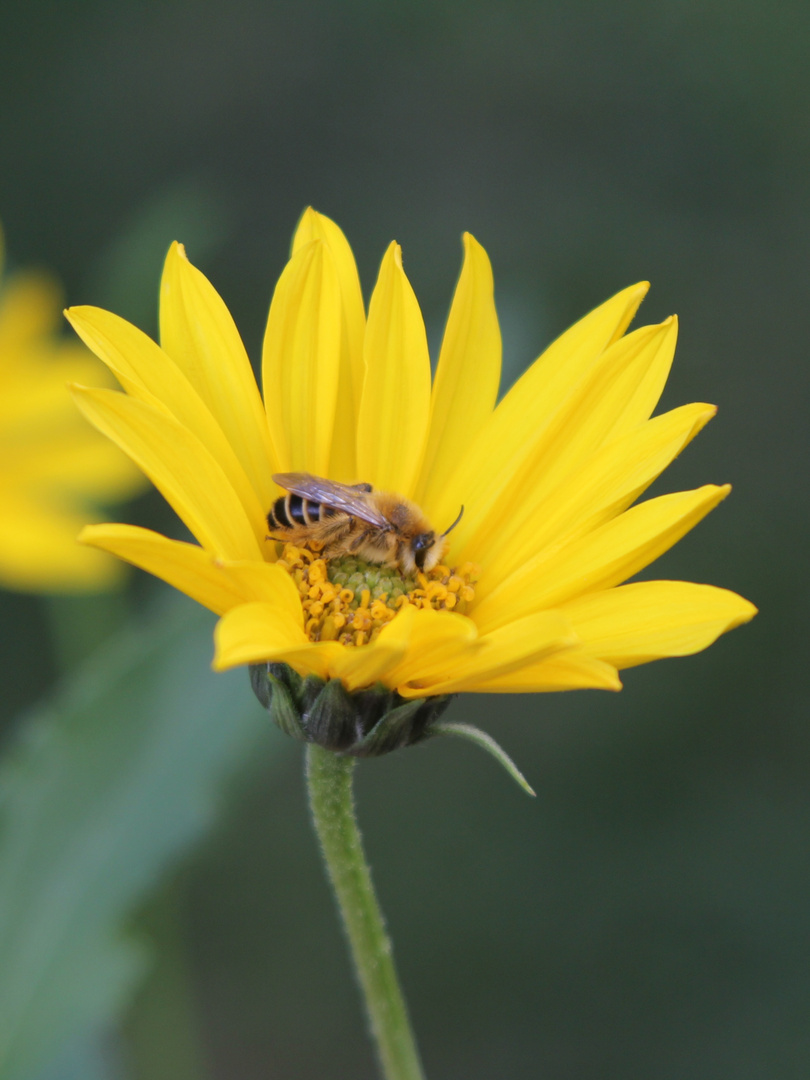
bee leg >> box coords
[316,516,356,559]
[349,529,368,553]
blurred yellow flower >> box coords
[0,231,142,592]
[68,210,755,695]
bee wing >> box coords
[272,472,389,528]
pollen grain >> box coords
[275,543,478,646]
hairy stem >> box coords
[305,744,426,1080]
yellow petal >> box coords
[415,233,501,507]
[327,632,410,692]
[291,209,367,482]
[462,652,622,693]
[261,240,342,475]
[425,281,650,547]
[566,315,678,447]
[292,210,365,385]
[66,306,268,537]
[80,524,301,617]
[213,601,343,677]
[293,208,367,470]
[445,316,677,564]
[473,484,731,632]
[307,605,478,694]
[356,242,431,494]
[72,386,262,560]
[506,317,678,506]
[159,242,277,506]
[477,401,716,595]
[65,307,170,408]
[560,580,758,669]
[376,604,481,689]
[400,610,577,696]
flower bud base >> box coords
[249,662,454,757]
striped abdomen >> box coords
[267,492,337,530]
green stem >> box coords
[305,744,426,1080]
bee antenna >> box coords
[442,505,464,537]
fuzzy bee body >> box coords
[268,473,462,575]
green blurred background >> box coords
[0,2,804,1078]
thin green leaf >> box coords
[431,720,536,796]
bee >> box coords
[267,472,464,575]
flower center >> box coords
[276,542,478,647]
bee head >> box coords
[411,531,439,572]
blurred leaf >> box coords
[0,596,276,1080]
[46,592,132,675]
[123,884,213,1080]
[34,1034,120,1080]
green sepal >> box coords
[299,672,327,713]
[303,677,357,750]
[354,694,454,758]
[354,699,424,757]
[248,662,454,758]
[249,664,307,740]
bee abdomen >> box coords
[268,495,290,529]
[268,493,336,530]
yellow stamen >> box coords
[277,543,479,647]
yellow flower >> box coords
[0,230,143,592]
[68,210,756,696]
